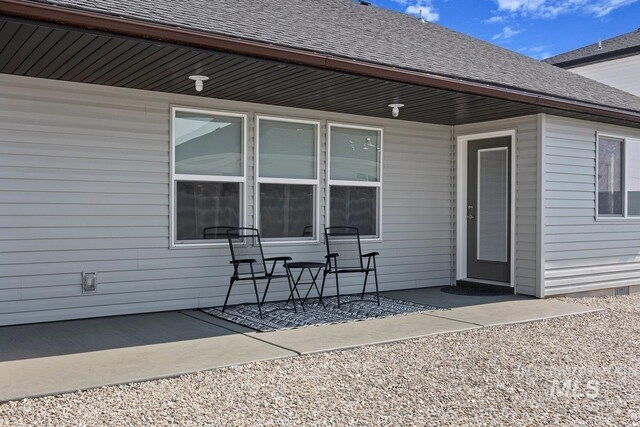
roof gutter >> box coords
[2,0,640,124]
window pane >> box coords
[628,140,640,216]
[477,148,508,262]
[598,137,623,216]
[174,111,243,176]
[259,120,316,179]
[330,127,380,182]
[260,184,314,238]
[330,186,377,236]
[176,181,240,242]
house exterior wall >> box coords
[542,115,640,295]
[569,55,640,97]
[0,74,454,326]
[453,116,539,296]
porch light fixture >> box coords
[388,103,404,118]
[189,75,209,92]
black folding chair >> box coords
[223,227,294,317]
[321,226,380,307]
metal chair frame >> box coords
[320,226,380,307]
[224,227,294,317]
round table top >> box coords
[285,261,325,269]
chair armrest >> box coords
[325,253,339,259]
[229,258,256,264]
[362,252,379,258]
[264,256,292,262]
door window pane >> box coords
[174,111,243,176]
[330,127,380,181]
[330,186,377,236]
[176,181,240,242]
[477,149,508,262]
[598,137,623,216]
[628,140,640,216]
[259,120,316,179]
[259,184,314,238]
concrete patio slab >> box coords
[0,330,295,402]
[426,298,602,327]
[383,287,531,308]
[0,287,603,402]
[0,311,252,362]
[251,313,480,354]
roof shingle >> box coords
[545,29,640,67]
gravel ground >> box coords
[1,294,639,426]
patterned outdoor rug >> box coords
[201,295,441,332]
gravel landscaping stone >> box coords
[1,294,639,426]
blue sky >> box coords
[374,0,640,59]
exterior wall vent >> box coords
[614,286,629,296]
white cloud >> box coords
[586,0,638,16]
[519,45,553,59]
[492,26,523,40]
[402,1,440,22]
[493,0,638,18]
[484,15,506,23]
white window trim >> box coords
[255,115,321,244]
[595,132,640,222]
[326,122,384,241]
[170,105,248,248]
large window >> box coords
[328,124,382,238]
[256,117,319,241]
[171,107,246,246]
[597,134,640,219]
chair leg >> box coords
[320,271,327,303]
[223,277,235,312]
[248,265,263,318]
[252,277,263,318]
[361,271,370,299]
[261,278,273,305]
[285,266,298,313]
[335,272,341,307]
[373,257,380,306]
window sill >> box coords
[595,216,640,223]
[170,242,229,249]
[261,239,321,247]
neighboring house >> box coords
[2,0,640,326]
[545,29,640,96]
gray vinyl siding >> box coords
[0,74,453,326]
[570,55,640,97]
[543,115,640,295]
[454,116,539,296]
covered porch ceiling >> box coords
[1,14,639,128]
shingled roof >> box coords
[545,29,640,68]
[16,0,640,114]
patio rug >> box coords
[201,295,441,332]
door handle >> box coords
[467,205,474,220]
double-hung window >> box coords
[171,107,246,246]
[256,116,320,241]
[327,124,383,238]
[597,134,640,219]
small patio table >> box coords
[285,262,326,307]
